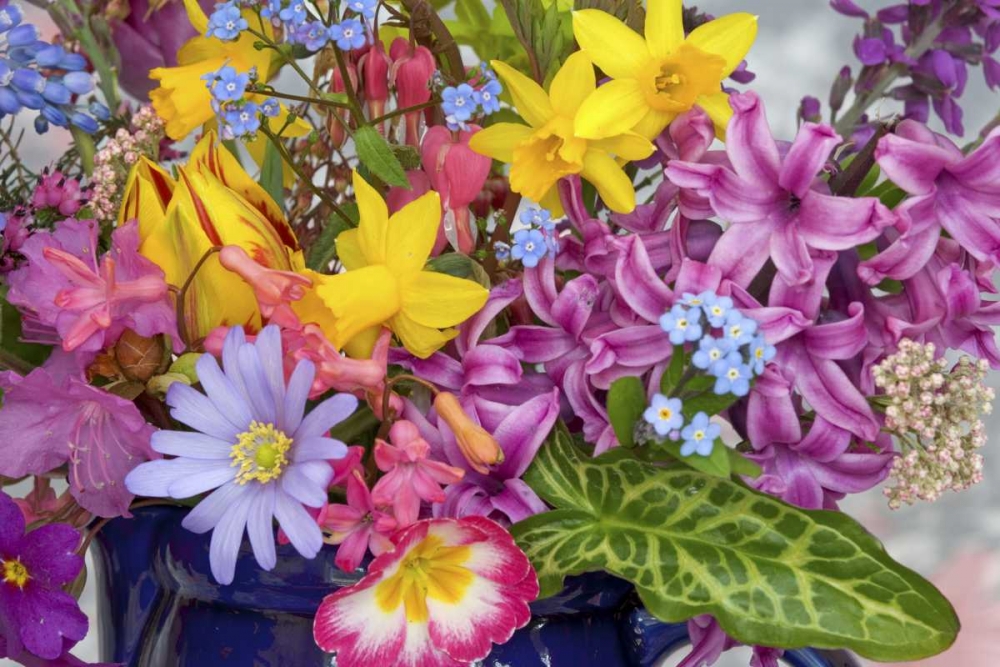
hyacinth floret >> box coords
[874,339,994,509]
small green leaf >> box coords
[259,139,285,213]
[354,126,409,188]
[728,448,763,478]
[306,205,358,271]
[681,389,739,419]
[513,434,960,662]
[659,346,686,395]
[607,376,646,448]
[70,126,96,176]
[426,253,476,279]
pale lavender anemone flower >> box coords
[125,325,357,584]
[666,92,894,287]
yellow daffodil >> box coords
[469,52,654,214]
[120,132,315,341]
[151,0,307,144]
[571,0,757,139]
[308,171,489,359]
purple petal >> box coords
[792,417,851,462]
[726,92,782,191]
[493,326,579,363]
[612,235,673,323]
[182,481,249,534]
[208,487,253,585]
[787,343,879,441]
[936,186,1000,264]
[494,388,561,479]
[237,344,277,424]
[281,461,333,507]
[282,359,315,435]
[666,162,782,223]
[221,326,250,403]
[797,192,894,250]
[166,382,240,441]
[779,123,841,198]
[586,326,671,375]
[707,220,776,288]
[246,484,277,570]
[18,587,88,659]
[802,302,867,360]
[292,436,348,462]
[0,492,25,550]
[167,460,237,499]
[19,524,83,586]
[151,431,233,459]
[255,325,287,423]
[388,349,465,391]
[673,258,723,296]
[457,279,523,356]
[523,256,558,325]
[747,366,801,448]
[769,221,814,285]
[857,201,940,284]
[831,0,869,17]
[126,458,228,498]
[950,128,1000,193]
[551,274,600,338]
[464,344,523,386]
[491,479,548,523]
[294,394,358,440]
[194,354,252,432]
[273,491,323,559]
[875,124,959,195]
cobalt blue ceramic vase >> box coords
[92,506,859,667]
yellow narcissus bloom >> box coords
[150,0,306,143]
[469,52,654,214]
[309,171,489,359]
[572,0,757,139]
[120,132,313,341]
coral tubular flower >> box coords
[125,325,358,584]
[314,517,538,667]
[469,52,654,214]
[571,0,757,139]
[310,171,489,359]
[433,392,504,475]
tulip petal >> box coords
[581,148,636,213]
[387,191,442,274]
[468,123,533,163]
[572,9,650,80]
[549,50,597,118]
[390,311,457,359]
[645,0,685,59]
[686,12,758,77]
[490,60,553,128]
[352,170,389,264]
[401,271,489,329]
[574,79,649,140]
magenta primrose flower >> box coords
[125,325,358,584]
[0,491,87,662]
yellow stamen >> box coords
[658,408,674,421]
[2,558,30,589]
[374,534,474,622]
[230,420,293,485]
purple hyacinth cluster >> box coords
[0,3,108,134]
[829,0,1000,137]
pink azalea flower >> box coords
[370,420,465,526]
[0,367,159,518]
[320,471,397,572]
[7,219,177,353]
[313,516,539,666]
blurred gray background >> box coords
[5,1,1000,665]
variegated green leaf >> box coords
[512,434,959,662]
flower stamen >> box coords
[230,420,293,485]
[1,558,30,589]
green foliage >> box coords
[513,434,960,662]
[306,204,358,271]
[607,376,646,448]
[659,345,686,395]
[573,0,645,32]
[0,288,51,373]
[446,0,526,72]
[354,126,409,188]
[259,139,285,214]
[498,0,574,82]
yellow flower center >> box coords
[658,407,674,421]
[374,534,474,623]
[755,347,765,359]
[230,421,293,485]
[693,429,706,441]
[510,115,586,201]
[640,43,727,113]
[1,558,30,589]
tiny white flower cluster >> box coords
[873,339,994,509]
[90,106,164,222]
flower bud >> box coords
[116,329,171,382]
[168,352,202,385]
[389,38,436,145]
[433,392,503,474]
[146,372,192,399]
[326,62,358,148]
[359,41,391,121]
[421,126,490,253]
[829,66,853,114]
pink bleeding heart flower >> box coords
[421,125,491,254]
[313,516,538,667]
[360,41,391,121]
[390,38,436,146]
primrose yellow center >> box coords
[1,558,30,589]
[510,115,586,201]
[640,43,727,113]
[374,534,474,623]
[658,407,674,421]
[230,420,292,485]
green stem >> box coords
[370,99,439,126]
[62,0,120,110]
[248,28,326,97]
[250,86,352,110]
[334,47,367,125]
[0,349,34,375]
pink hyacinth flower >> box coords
[320,470,397,572]
[370,420,464,526]
[219,245,312,330]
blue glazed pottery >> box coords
[92,507,860,667]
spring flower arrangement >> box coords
[3,0,1000,664]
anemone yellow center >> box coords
[230,420,293,485]
[1,558,30,589]
[511,115,586,201]
[640,43,727,113]
[374,534,474,623]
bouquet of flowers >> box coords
[2,0,999,664]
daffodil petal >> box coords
[400,271,489,329]
[540,187,564,217]
[342,326,382,359]
[390,311,458,360]
[632,108,678,140]
[334,229,367,271]
[645,0,685,59]
[686,12,758,77]
[592,132,655,161]
[314,266,401,349]
[581,149,636,213]
[572,9,649,80]
[182,0,209,34]
[696,91,734,139]
[352,170,389,265]
[574,79,649,140]
[468,123,534,163]
[387,191,442,274]
[490,60,553,128]
[549,51,597,118]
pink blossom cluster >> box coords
[89,106,165,222]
